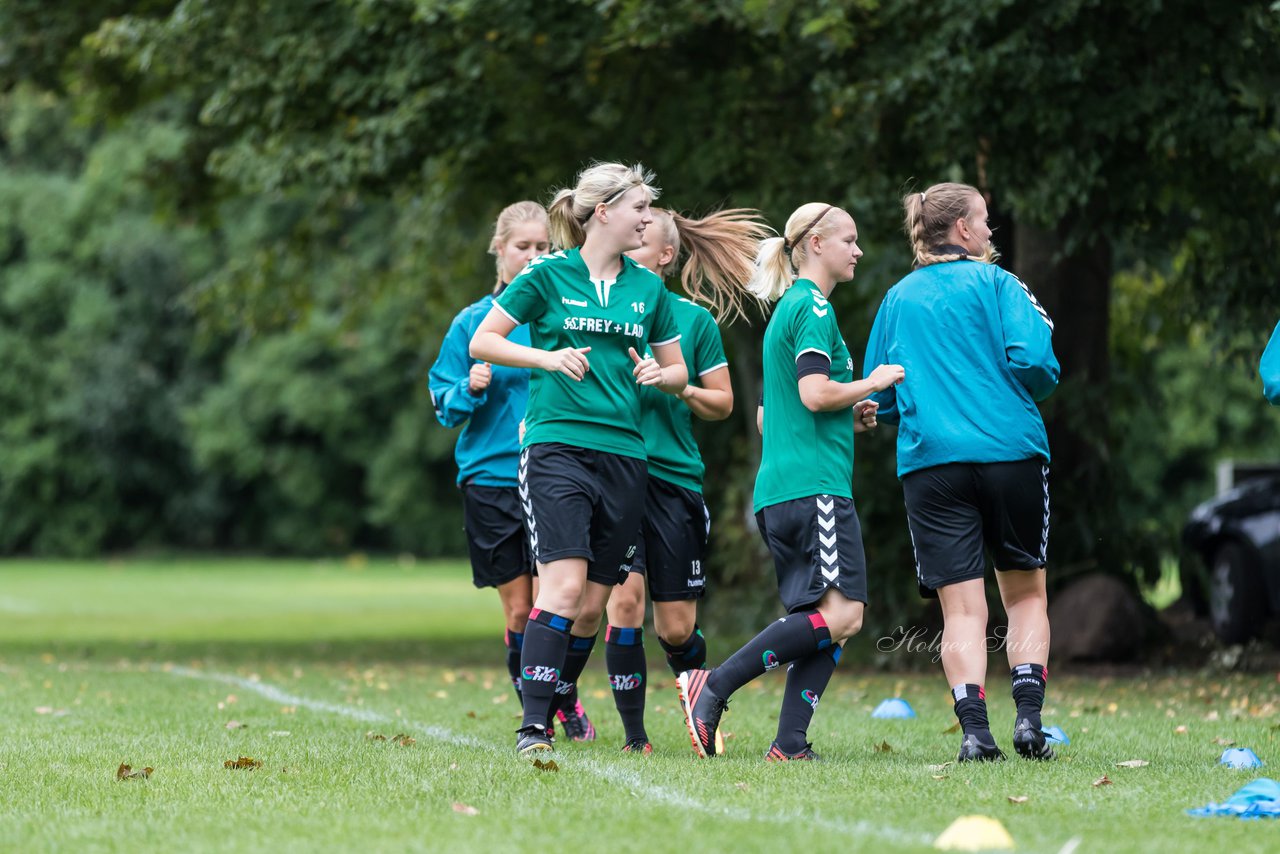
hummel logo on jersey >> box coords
[810,289,830,318]
[522,665,559,682]
[762,650,780,671]
[514,250,566,279]
[562,297,588,307]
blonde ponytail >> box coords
[661,208,771,322]
[746,202,845,303]
[547,162,659,250]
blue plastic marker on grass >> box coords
[1043,725,1069,745]
[1220,748,1264,769]
[871,698,916,719]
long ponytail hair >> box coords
[902,182,999,268]
[747,202,846,302]
[546,162,659,250]
[649,208,771,322]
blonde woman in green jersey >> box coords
[603,207,770,753]
[679,203,903,761]
[471,163,688,757]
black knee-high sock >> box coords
[658,625,707,677]
[708,611,832,697]
[952,683,992,740]
[774,645,842,753]
[519,608,572,729]
[505,629,524,707]
[1010,663,1047,728]
[552,633,598,716]
[606,625,647,742]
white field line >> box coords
[160,664,933,846]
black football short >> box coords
[755,493,868,612]
[462,484,531,589]
[901,458,1049,597]
[630,475,710,602]
[518,442,647,586]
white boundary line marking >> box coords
[160,664,932,845]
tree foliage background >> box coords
[2,0,1278,630]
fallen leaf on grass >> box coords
[491,694,509,705]
[928,762,953,772]
[448,763,459,771]
[735,782,750,792]
[1092,775,1112,787]
[466,711,477,719]
[932,775,948,780]
[225,720,247,730]
[269,731,290,738]
[1115,759,1149,768]
[115,763,152,781]
[942,721,961,734]
[723,731,735,741]
[1174,725,1188,735]
[532,758,559,772]
[874,740,894,753]
[392,734,416,747]
[280,706,297,714]
[451,802,479,816]
[1212,737,1235,746]
[1008,795,1029,804]
[366,732,387,741]
[34,706,68,716]
[224,756,263,770]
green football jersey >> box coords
[753,279,857,512]
[495,248,680,459]
[639,292,729,493]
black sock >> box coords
[518,608,572,730]
[775,645,842,753]
[658,625,707,677]
[952,683,992,741]
[606,625,648,742]
[505,629,524,707]
[553,632,598,716]
[709,611,832,697]
[1010,663,1047,729]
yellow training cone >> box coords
[934,815,1015,851]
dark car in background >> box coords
[1182,472,1280,643]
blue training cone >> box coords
[1220,748,1264,769]
[1043,725,1070,745]
[871,698,917,719]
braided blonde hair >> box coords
[902,183,999,267]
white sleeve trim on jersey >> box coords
[1008,272,1055,331]
[795,347,832,362]
[697,361,729,377]
[652,334,682,346]
[493,302,522,325]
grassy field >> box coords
[1,558,1277,853]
